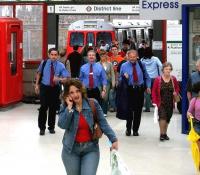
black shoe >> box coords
[133,132,139,136]
[126,130,131,136]
[160,134,165,141]
[143,109,150,112]
[163,134,170,140]
[40,130,45,136]
[49,129,55,134]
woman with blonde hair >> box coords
[98,50,115,117]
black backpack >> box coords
[138,60,147,89]
[38,60,47,84]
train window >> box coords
[16,5,43,60]
[96,32,112,46]
[70,32,84,47]
[87,32,95,46]
[10,32,17,75]
[0,6,13,17]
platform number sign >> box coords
[48,6,54,13]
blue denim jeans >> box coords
[109,88,116,110]
[144,92,151,111]
[194,120,200,135]
[101,82,111,114]
[62,141,100,175]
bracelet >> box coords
[69,109,74,113]
[68,108,74,113]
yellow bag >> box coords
[187,118,200,172]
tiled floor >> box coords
[0,103,195,175]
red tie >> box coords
[50,62,55,87]
[89,64,94,88]
[132,63,138,83]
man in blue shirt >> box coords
[35,48,70,135]
[79,50,107,103]
[187,59,200,101]
[141,47,162,112]
[120,49,151,136]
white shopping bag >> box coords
[153,104,158,124]
[110,150,133,175]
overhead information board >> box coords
[54,5,139,14]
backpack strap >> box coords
[88,98,98,123]
[138,60,146,88]
[39,60,47,84]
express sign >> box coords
[142,0,179,11]
[140,0,181,20]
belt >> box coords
[87,87,98,90]
[74,141,92,146]
[129,84,144,89]
[41,84,60,88]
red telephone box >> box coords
[0,18,23,107]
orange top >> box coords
[75,113,92,143]
[108,51,126,58]
[108,55,124,72]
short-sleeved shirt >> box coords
[37,59,70,86]
[119,61,151,88]
[187,71,200,97]
[79,62,107,88]
[141,56,162,78]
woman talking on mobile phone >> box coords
[58,79,118,175]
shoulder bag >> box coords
[88,98,103,140]
[171,77,181,103]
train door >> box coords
[0,18,23,107]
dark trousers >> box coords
[38,84,60,131]
[126,86,144,132]
[87,88,101,104]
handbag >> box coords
[88,98,103,140]
[171,77,181,103]
[174,94,181,103]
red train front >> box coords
[66,20,116,56]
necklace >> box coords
[76,105,82,112]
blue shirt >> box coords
[37,59,70,86]
[120,61,151,88]
[79,62,107,88]
[141,56,162,78]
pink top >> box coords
[188,97,200,121]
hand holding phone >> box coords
[65,96,73,110]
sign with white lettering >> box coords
[152,41,163,50]
[140,0,181,20]
[54,5,139,14]
[167,42,182,81]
